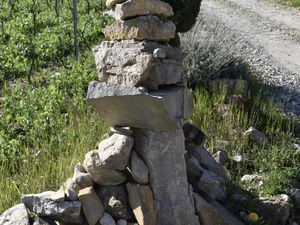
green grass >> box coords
[190,82,299,197]
[0,109,108,211]
[274,0,300,7]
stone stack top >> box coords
[105,0,174,20]
[103,0,176,42]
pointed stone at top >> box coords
[105,0,174,20]
[106,0,125,9]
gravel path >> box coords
[200,0,300,117]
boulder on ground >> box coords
[190,146,229,185]
[31,199,82,224]
[244,127,269,146]
[103,15,175,42]
[251,196,290,225]
[83,150,127,186]
[21,190,65,210]
[0,203,30,225]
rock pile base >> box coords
[0,0,245,225]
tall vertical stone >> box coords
[133,128,200,225]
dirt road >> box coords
[200,0,300,117]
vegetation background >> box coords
[0,1,299,224]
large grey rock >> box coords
[64,163,94,200]
[185,153,222,200]
[83,150,127,186]
[103,15,175,42]
[130,151,149,184]
[93,40,182,89]
[251,196,290,225]
[95,185,134,221]
[100,212,116,225]
[193,193,245,225]
[105,0,173,20]
[244,127,269,146]
[21,190,65,210]
[87,82,193,131]
[190,146,229,185]
[126,183,156,225]
[31,199,82,224]
[0,203,30,225]
[98,133,134,170]
[78,187,104,225]
[133,128,200,225]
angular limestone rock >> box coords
[32,199,82,224]
[126,183,156,225]
[64,163,94,200]
[133,128,200,225]
[130,151,149,184]
[21,190,65,210]
[190,146,230,185]
[0,204,30,225]
[87,82,193,131]
[103,15,175,42]
[78,187,104,225]
[193,193,245,225]
[93,40,182,89]
[105,0,173,20]
[83,150,127,185]
[98,133,134,170]
[95,185,134,221]
[185,153,221,200]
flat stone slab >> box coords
[105,0,173,20]
[93,40,183,89]
[87,82,193,131]
[103,15,175,42]
[132,129,200,225]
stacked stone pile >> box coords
[0,1,245,225]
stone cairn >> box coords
[0,1,245,225]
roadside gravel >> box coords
[198,0,300,118]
